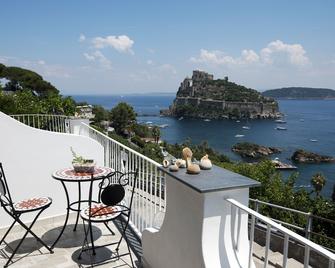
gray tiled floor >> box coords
[0,216,140,268]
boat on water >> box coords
[275,119,287,124]
[159,124,169,128]
[146,121,153,125]
[204,119,211,122]
[235,134,245,138]
[236,120,240,123]
[275,126,287,130]
[310,139,318,142]
[271,159,297,170]
[242,126,250,130]
[178,117,184,121]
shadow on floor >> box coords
[42,224,102,248]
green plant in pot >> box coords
[71,147,95,173]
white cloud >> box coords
[241,49,260,64]
[83,53,95,61]
[158,64,177,74]
[83,50,112,70]
[79,34,86,42]
[92,35,134,54]
[38,60,45,65]
[191,40,309,67]
[260,40,309,66]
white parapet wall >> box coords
[142,166,260,268]
[0,112,104,228]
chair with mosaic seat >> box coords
[0,163,53,267]
[78,169,138,267]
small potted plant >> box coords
[71,147,95,173]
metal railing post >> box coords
[306,212,313,240]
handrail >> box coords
[249,198,310,216]
[10,114,69,118]
[81,122,162,167]
[227,198,335,263]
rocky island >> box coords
[232,142,282,158]
[291,149,335,163]
[161,70,280,119]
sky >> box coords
[1,0,335,95]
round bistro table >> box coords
[51,166,114,249]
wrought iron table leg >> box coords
[51,181,70,249]
[73,181,81,231]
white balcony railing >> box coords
[10,114,70,133]
[227,198,335,268]
[80,123,166,236]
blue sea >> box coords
[72,94,335,199]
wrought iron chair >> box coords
[78,169,138,267]
[0,163,53,267]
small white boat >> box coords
[275,126,287,130]
[146,121,153,125]
[159,124,169,128]
[236,120,240,123]
[204,119,211,122]
[275,119,287,124]
[178,117,184,121]
[242,126,250,130]
[310,139,318,142]
[235,134,245,138]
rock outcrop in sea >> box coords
[291,149,335,163]
[161,70,280,119]
[232,142,282,158]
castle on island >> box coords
[161,70,280,119]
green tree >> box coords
[311,173,326,197]
[110,102,136,135]
[152,126,161,143]
[92,105,109,124]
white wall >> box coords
[0,112,104,227]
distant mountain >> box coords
[262,87,335,99]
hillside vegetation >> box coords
[263,87,335,99]
[0,64,75,115]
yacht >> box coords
[275,126,287,130]
[204,119,211,122]
[275,119,287,124]
[178,117,184,121]
[242,126,250,130]
[235,134,245,138]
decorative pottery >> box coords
[175,159,186,168]
[169,164,179,172]
[200,154,212,170]
[186,164,200,174]
[73,160,95,173]
[182,147,201,175]
[163,159,170,168]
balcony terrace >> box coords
[0,112,334,268]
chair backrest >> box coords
[87,169,139,220]
[0,163,15,211]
